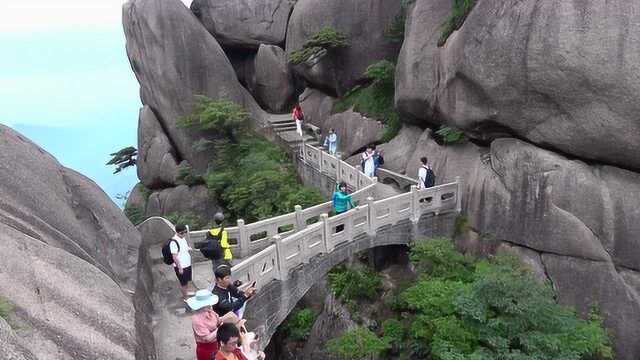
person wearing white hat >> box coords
[188,289,242,360]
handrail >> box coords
[230,179,461,286]
[176,143,377,258]
[149,142,461,263]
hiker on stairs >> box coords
[292,103,304,137]
[323,128,338,155]
[169,224,195,299]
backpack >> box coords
[423,166,436,188]
[199,227,224,260]
[161,239,179,265]
[376,154,384,166]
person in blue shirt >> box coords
[332,182,355,232]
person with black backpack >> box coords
[201,212,231,271]
[418,156,436,189]
[161,224,194,299]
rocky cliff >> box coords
[0,125,143,359]
[124,0,640,358]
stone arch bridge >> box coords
[138,142,462,350]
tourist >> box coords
[373,147,384,173]
[170,224,194,299]
[325,128,338,155]
[211,265,257,319]
[215,323,259,360]
[292,103,304,137]
[361,145,376,177]
[207,212,232,271]
[417,156,435,189]
[332,181,355,232]
[187,289,243,360]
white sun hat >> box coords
[186,289,219,311]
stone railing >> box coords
[230,179,461,288]
[187,143,377,258]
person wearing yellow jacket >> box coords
[209,212,231,271]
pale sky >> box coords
[0,0,193,32]
[0,0,198,202]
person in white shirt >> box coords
[171,224,194,299]
[362,145,376,177]
[417,156,435,189]
[326,128,338,155]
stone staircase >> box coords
[267,113,321,149]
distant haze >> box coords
[0,0,193,205]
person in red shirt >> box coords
[187,290,242,360]
[215,323,265,360]
[292,104,304,137]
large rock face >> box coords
[191,0,293,49]
[0,125,139,359]
[123,0,265,174]
[286,0,401,96]
[392,132,640,359]
[395,0,640,169]
[145,185,220,226]
[137,105,179,188]
[322,110,385,157]
[254,45,296,112]
[299,88,336,126]
[394,0,450,122]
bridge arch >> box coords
[242,212,457,348]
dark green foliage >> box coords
[397,238,614,359]
[453,215,469,237]
[0,297,13,322]
[385,0,415,43]
[177,96,249,140]
[106,146,137,174]
[136,183,153,202]
[205,134,324,223]
[282,308,318,341]
[409,237,473,281]
[326,327,390,360]
[124,204,145,225]
[382,318,405,345]
[176,163,204,186]
[364,60,395,86]
[439,0,475,46]
[165,212,206,230]
[435,125,466,144]
[334,60,402,142]
[328,265,383,303]
[290,27,348,64]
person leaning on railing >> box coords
[332,181,355,232]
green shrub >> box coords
[124,204,145,225]
[364,60,395,86]
[165,212,206,230]
[176,163,204,186]
[326,327,389,360]
[382,318,405,345]
[290,27,348,64]
[282,308,317,341]
[453,215,469,237]
[435,125,466,144]
[400,240,614,360]
[136,183,153,202]
[334,62,402,142]
[0,297,13,322]
[409,237,474,281]
[439,0,475,46]
[177,96,249,139]
[205,133,324,223]
[328,265,383,303]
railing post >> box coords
[321,213,333,252]
[455,176,462,213]
[295,205,305,231]
[410,185,420,224]
[237,219,249,258]
[319,150,324,174]
[273,234,287,280]
[366,196,377,236]
[335,155,342,182]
